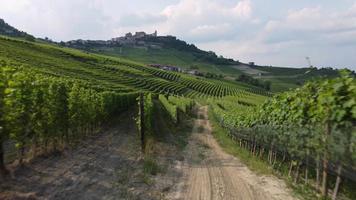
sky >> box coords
[1,0,356,70]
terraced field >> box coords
[0,36,270,98]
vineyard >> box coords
[209,71,356,199]
[0,66,138,174]
[136,93,194,151]
[0,36,257,98]
[0,34,355,200]
[1,36,262,175]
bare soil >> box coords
[0,110,161,200]
[0,106,300,200]
[165,106,299,200]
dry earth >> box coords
[165,106,299,200]
[0,110,162,200]
[0,106,300,200]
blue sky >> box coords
[1,0,355,70]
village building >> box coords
[148,64,182,72]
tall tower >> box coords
[153,30,157,37]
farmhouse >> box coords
[148,64,182,72]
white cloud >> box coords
[0,0,30,12]
[0,0,112,40]
[232,0,252,19]
[191,24,231,35]
[155,0,255,42]
[0,0,355,69]
[197,2,356,69]
[118,13,167,27]
[264,4,356,42]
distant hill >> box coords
[0,36,271,98]
[0,18,35,41]
[0,19,340,92]
[64,31,340,92]
[64,31,239,71]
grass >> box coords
[174,117,194,150]
[143,156,160,176]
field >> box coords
[0,36,271,98]
[77,43,339,93]
[0,35,355,200]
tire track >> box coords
[170,106,298,200]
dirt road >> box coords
[0,106,300,200]
[167,106,298,200]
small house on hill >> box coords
[148,64,182,72]
[187,70,199,75]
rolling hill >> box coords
[0,18,340,93]
[0,36,270,98]
[63,31,340,92]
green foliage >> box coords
[168,96,194,113]
[1,66,138,157]
[0,66,15,143]
[210,72,356,197]
[137,94,194,141]
[0,36,270,98]
[159,95,178,123]
[136,93,155,136]
[236,74,271,91]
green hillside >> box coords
[65,35,239,76]
[0,18,339,93]
[64,34,339,93]
[0,36,269,98]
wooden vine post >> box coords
[139,93,145,153]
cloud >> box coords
[197,2,356,69]
[232,0,252,19]
[156,0,255,42]
[0,0,30,12]
[0,0,111,40]
[263,5,356,44]
[118,13,167,27]
[0,0,355,70]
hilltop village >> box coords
[65,31,172,49]
[64,31,205,75]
